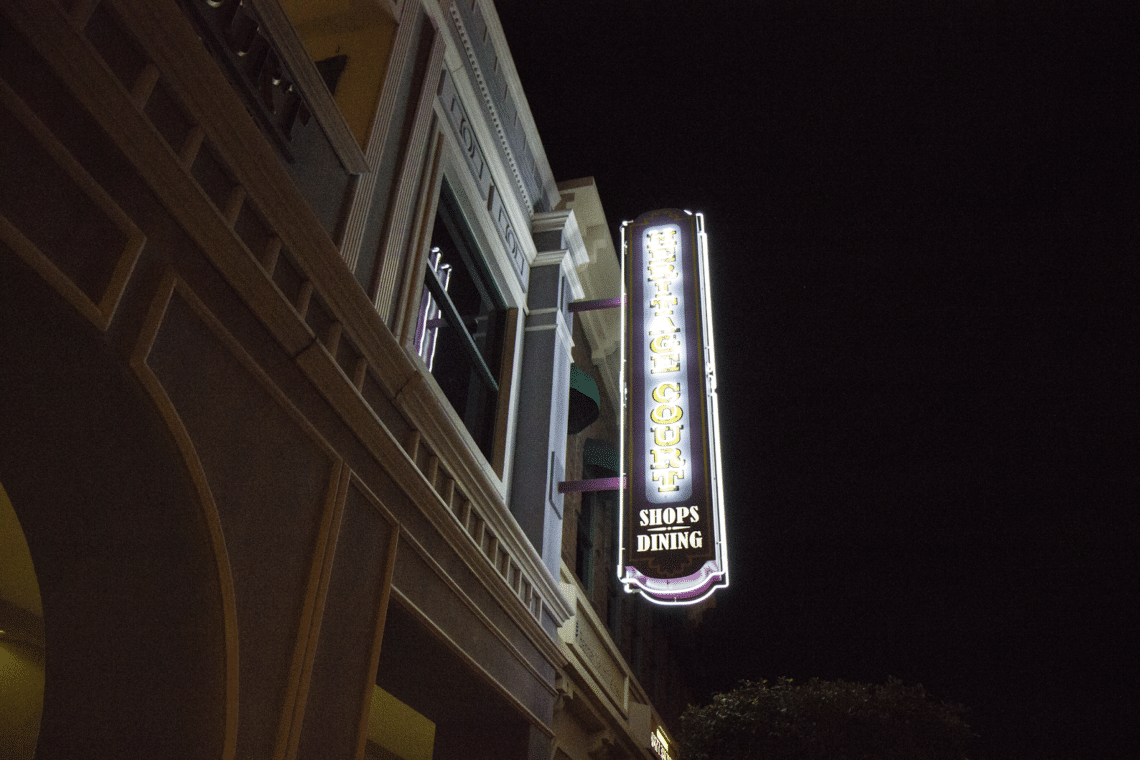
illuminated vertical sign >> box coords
[618,209,727,604]
[650,727,674,760]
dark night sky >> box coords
[497,2,1137,758]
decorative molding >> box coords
[137,0,572,637]
[556,564,668,746]
[531,210,587,310]
[447,1,533,214]
[349,478,401,760]
[393,367,574,624]
[374,25,446,327]
[488,183,529,286]
[557,182,622,412]
[531,249,572,269]
[294,335,574,651]
[275,462,351,760]
[331,0,423,269]
[0,75,145,332]
[532,209,571,238]
[532,209,587,268]
[129,273,240,760]
[438,70,494,202]
[438,70,529,291]
[492,306,521,479]
[391,585,559,739]
[391,129,446,347]
[393,522,564,698]
[132,273,357,760]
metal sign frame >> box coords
[618,209,728,604]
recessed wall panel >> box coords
[146,286,336,760]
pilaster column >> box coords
[510,212,581,577]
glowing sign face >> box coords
[619,209,728,604]
[651,727,673,760]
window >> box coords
[413,183,507,460]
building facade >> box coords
[0,1,686,759]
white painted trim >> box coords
[464,0,560,211]
[439,61,538,272]
[338,0,422,270]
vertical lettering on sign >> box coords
[643,225,690,501]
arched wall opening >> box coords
[0,255,229,758]
[376,600,541,760]
[0,480,45,760]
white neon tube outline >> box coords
[696,213,729,594]
[617,212,729,605]
[617,220,629,584]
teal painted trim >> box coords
[583,438,619,476]
[570,364,600,407]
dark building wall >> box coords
[0,1,568,757]
[0,253,228,758]
[1,1,697,759]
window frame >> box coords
[415,182,507,459]
[400,151,524,483]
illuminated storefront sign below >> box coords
[651,726,673,760]
[618,209,728,604]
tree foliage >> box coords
[678,677,975,760]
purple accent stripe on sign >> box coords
[558,476,626,493]
[568,296,625,312]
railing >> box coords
[175,0,367,173]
